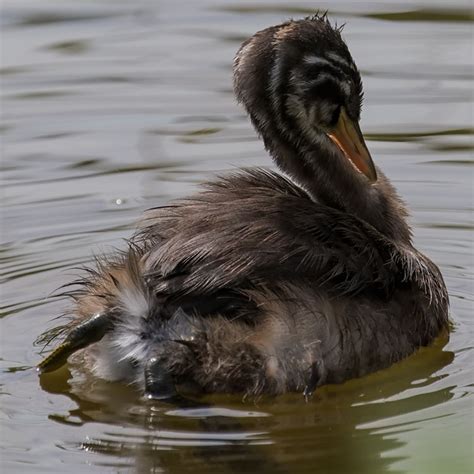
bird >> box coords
[37,14,449,401]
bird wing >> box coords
[137,169,404,301]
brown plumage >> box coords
[37,15,449,400]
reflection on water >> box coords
[1,0,473,473]
[37,338,455,473]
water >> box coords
[1,0,473,472]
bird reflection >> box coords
[40,335,453,474]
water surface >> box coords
[1,0,473,472]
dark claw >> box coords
[37,312,112,374]
[144,356,178,401]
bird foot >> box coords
[37,312,112,374]
[303,359,324,401]
[144,356,178,401]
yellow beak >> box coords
[327,108,377,183]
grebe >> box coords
[37,15,449,400]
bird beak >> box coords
[327,108,377,182]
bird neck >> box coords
[264,133,412,244]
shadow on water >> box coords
[39,337,454,473]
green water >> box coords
[1,0,473,472]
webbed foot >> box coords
[144,355,178,401]
[37,312,112,374]
[143,340,197,402]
